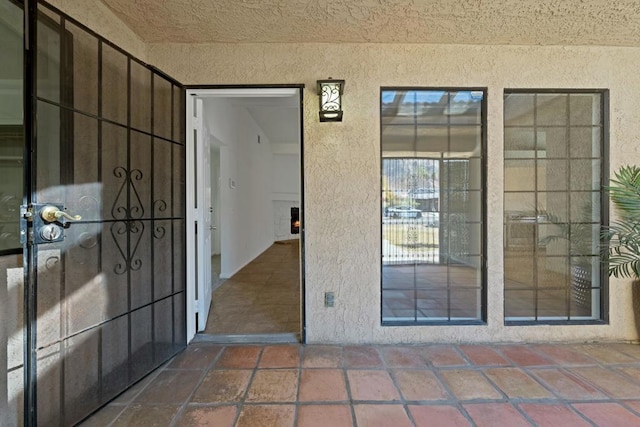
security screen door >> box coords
[22,2,186,425]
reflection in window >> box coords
[503,91,607,322]
[0,1,24,253]
[381,89,485,324]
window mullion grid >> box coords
[413,92,418,322]
[533,94,539,321]
[566,94,572,320]
[446,92,452,321]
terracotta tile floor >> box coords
[83,342,640,426]
[204,240,300,335]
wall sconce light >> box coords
[317,78,345,122]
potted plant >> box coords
[538,207,597,311]
[603,165,640,279]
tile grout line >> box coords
[232,345,266,425]
[428,348,479,426]
[343,369,359,426]
[168,344,228,427]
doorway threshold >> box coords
[192,333,300,344]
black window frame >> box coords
[380,86,488,326]
[503,88,609,325]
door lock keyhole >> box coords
[40,224,63,242]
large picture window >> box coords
[504,90,607,322]
[381,88,486,324]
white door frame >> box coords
[185,87,303,342]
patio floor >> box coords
[81,342,640,426]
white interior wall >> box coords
[210,145,221,256]
[204,98,275,278]
[272,149,300,241]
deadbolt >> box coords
[40,224,63,242]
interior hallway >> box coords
[203,240,300,335]
[83,342,640,426]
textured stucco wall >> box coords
[35,0,640,343]
[45,0,147,61]
[147,43,640,344]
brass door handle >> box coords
[41,205,82,223]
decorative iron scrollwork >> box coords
[110,166,150,274]
[112,167,144,220]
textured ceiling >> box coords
[99,0,640,46]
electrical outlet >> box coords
[324,292,334,307]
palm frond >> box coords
[607,165,640,221]
[603,219,640,279]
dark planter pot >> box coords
[571,265,591,312]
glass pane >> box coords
[505,160,535,191]
[504,192,535,216]
[537,94,567,126]
[504,290,535,319]
[448,90,483,125]
[538,192,569,221]
[446,126,482,157]
[416,289,448,320]
[0,125,23,251]
[505,251,534,288]
[570,93,601,126]
[570,192,600,222]
[382,289,415,322]
[415,126,447,155]
[383,125,417,155]
[450,289,481,319]
[415,264,448,288]
[504,93,534,126]
[412,90,448,125]
[450,260,482,286]
[538,255,570,288]
[570,159,601,191]
[504,128,535,157]
[537,159,568,191]
[570,127,601,158]
[538,289,568,319]
[538,127,567,157]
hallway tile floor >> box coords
[83,342,640,426]
[204,240,300,335]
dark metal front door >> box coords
[22,2,187,425]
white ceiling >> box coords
[231,96,300,146]
[100,0,640,47]
[205,94,300,146]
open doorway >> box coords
[186,87,303,341]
